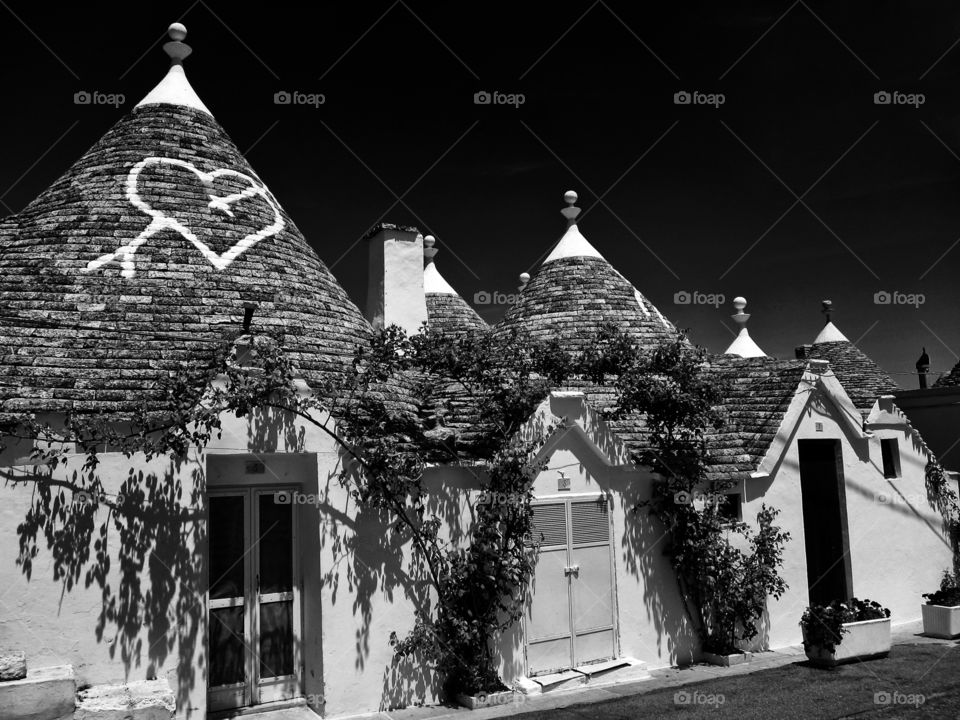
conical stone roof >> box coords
[934,360,960,388]
[422,236,486,336]
[800,316,899,412]
[0,26,371,415]
[494,191,676,352]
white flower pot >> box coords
[803,617,891,667]
[921,604,960,639]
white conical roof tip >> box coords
[813,299,849,343]
[135,22,212,116]
[422,235,457,295]
[724,295,766,358]
[545,189,605,264]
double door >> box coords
[208,488,300,711]
[526,496,617,675]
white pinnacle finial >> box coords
[423,234,437,261]
[561,190,581,227]
[164,23,192,65]
[518,272,530,292]
[732,296,749,326]
[135,22,211,115]
[813,298,849,343]
[725,295,766,358]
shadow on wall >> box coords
[246,404,307,454]
[314,459,477,712]
[616,478,698,666]
[9,454,206,716]
[550,429,698,668]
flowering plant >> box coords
[923,571,960,607]
[800,597,890,653]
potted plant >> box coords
[921,571,960,639]
[800,597,891,667]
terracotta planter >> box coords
[921,604,960,639]
[803,617,891,667]
[701,650,753,667]
[455,689,517,710]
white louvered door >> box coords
[526,496,616,675]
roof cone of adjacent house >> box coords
[934,352,960,388]
[0,23,372,415]
[804,299,898,411]
[494,191,676,352]
[423,235,486,334]
[724,297,766,358]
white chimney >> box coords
[364,223,427,335]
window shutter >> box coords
[531,503,567,547]
[571,499,610,545]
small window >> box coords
[880,438,900,479]
[718,493,742,523]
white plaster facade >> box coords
[1,359,956,718]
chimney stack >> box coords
[364,223,427,335]
[916,347,930,389]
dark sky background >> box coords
[1,1,959,386]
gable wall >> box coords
[746,386,953,651]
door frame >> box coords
[207,486,303,711]
[797,439,854,604]
[524,492,619,676]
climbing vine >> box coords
[925,460,960,575]
[589,329,791,656]
[2,322,793,697]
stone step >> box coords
[518,657,651,695]
[578,657,651,686]
[74,678,176,720]
[0,664,75,720]
[529,669,588,693]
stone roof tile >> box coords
[0,103,374,416]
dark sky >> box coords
[2,1,959,386]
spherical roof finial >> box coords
[731,296,751,326]
[163,22,192,64]
[520,272,530,283]
[423,234,438,261]
[561,190,581,226]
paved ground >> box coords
[247,623,960,719]
[512,641,960,719]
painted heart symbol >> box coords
[84,157,285,278]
